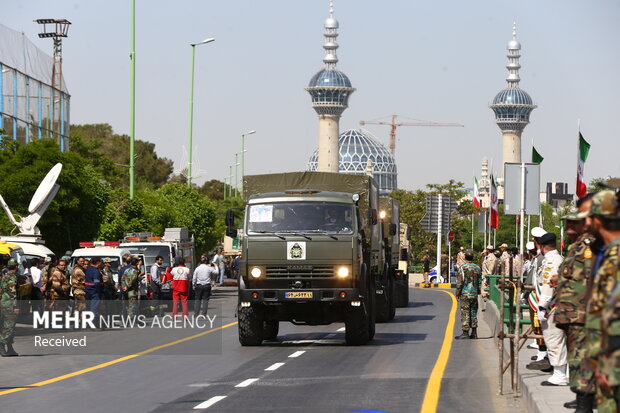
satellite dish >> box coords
[29,163,62,213]
[0,163,63,236]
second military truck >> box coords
[230,171,385,346]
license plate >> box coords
[285,291,313,299]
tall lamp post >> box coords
[187,37,215,187]
[241,130,256,194]
[235,153,241,197]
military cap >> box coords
[499,243,508,248]
[538,232,557,246]
[60,255,71,261]
[562,207,583,221]
[531,227,547,238]
[102,257,112,263]
[602,178,620,190]
[486,245,494,250]
[526,241,536,251]
[578,190,619,219]
[7,258,17,266]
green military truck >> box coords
[375,197,400,321]
[229,171,382,346]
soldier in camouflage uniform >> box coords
[121,258,141,317]
[554,195,597,412]
[71,257,87,316]
[43,259,71,312]
[101,257,117,319]
[0,259,19,357]
[583,189,620,413]
[455,251,482,339]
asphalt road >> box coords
[0,288,520,413]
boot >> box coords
[526,357,550,370]
[5,343,17,357]
[574,392,594,413]
[469,328,478,339]
[455,331,470,340]
[541,364,568,386]
[0,343,7,357]
[563,399,577,409]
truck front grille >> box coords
[265,265,335,278]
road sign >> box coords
[447,231,455,243]
[420,194,457,233]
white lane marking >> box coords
[194,396,227,409]
[325,333,336,338]
[288,350,305,358]
[265,362,285,371]
[337,327,345,332]
[235,378,259,388]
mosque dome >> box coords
[308,129,397,192]
[308,69,352,88]
[492,88,533,106]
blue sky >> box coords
[4,0,619,191]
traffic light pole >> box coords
[436,194,442,282]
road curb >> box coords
[411,283,456,289]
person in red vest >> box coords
[171,257,190,317]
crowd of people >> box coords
[452,183,620,413]
[0,247,238,358]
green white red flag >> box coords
[473,177,481,208]
[576,132,591,198]
[489,174,499,229]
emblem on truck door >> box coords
[287,242,306,260]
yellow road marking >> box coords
[0,321,238,397]
[419,288,457,413]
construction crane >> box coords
[359,115,464,157]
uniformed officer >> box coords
[583,189,620,413]
[71,257,87,316]
[482,245,496,277]
[536,232,568,386]
[42,258,70,311]
[554,195,597,412]
[85,257,104,325]
[455,251,482,340]
[0,259,19,357]
[121,258,141,317]
[456,247,466,270]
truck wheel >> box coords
[368,284,376,340]
[395,273,409,307]
[375,279,390,323]
[263,320,279,341]
[238,304,264,346]
[344,302,370,346]
[388,276,396,321]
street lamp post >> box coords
[235,153,241,197]
[241,130,256,194]
[187,37,215,187]
[229,165,233,198]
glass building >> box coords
[308,128,398,192]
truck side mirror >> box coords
[226,227,238,238]
[225,210,235,227]
[389,223,397,236]
[369,209,378,225]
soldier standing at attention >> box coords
[456,247,466,271]
[553,194,597,412]
[121,258,141,317]
[0,259,19,357]
[455,251,482,340]
[482,245,497,277]
[71,257,87,316]
[536,232,568,386]
[43,259,71,312]
[85,257,104,325]
[584,189,620,413]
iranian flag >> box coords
[489,174,499,229]
[473,177,481,208]
[576,132,591,198]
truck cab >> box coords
[234,172,381,346]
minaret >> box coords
[490,23,536,178]
[306,1,355,173]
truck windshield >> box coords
[247,202,354,234]
[124,245,172,270]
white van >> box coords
[70,244,130,285]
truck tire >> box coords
[368,283,376,340]
[263,320,279,341]
[375,280,390,323]
[238,304,264,346]
[388,276,396,321]
[395,272,409,308]
[344,301,370,346]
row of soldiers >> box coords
[521,185,620,413]
[0,254,145,357]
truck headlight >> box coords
[250,267,262,278]
[337,266,350,278]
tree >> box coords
[199,179,225,201]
